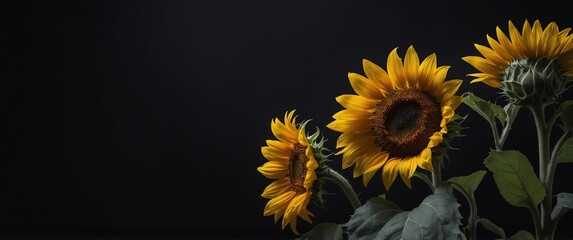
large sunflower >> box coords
[463,19,573,88]
[257,110,318,235]
[327,46,462,190]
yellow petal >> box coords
[271,118,297,144]
[487,34,514,62]
[417,148,434,171]
[427,131,443,148]
[508,20,525,58]
[387,48,407,89]
[438,80,462,103]
[404,46,420,88]
[398,159,413,189]
[474,44,508,67]
[258,161,288,179]
[261,178,291,199]
[361,151,388,186]
[418,53,437,90]
[264,190,295,218]
[382,158,400,190]
[496,25,518,57]
[333,109,374,121]
[443,95,463,110]
[363,59,394,94]
[327,119,367,133]
[462,56,503,76]
[335,94,378,111]
[428,66,450,96]
[261,146,289,162]
[348,72,384,99]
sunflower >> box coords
[463,19,573,104]
[327,46,462,190]
[257,110,319,235]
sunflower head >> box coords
[257,110,330,235]
[463,19,573,106]
[327,46,463,190]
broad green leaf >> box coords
[484,150,546,209]
[447,170,487,195]
[561,100,573,131]
[349,209,405,240]
[508,230,535,240]
[477,218,506,239]
[374,212,409,240]
[462,92,505,125]
[557,137,573,163]
[296,223,343,240]
[346,195,401,234]
[551,192,573,221]
[401,187,464,240]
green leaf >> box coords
[349,210,406,240]
[346,195,401,234]
[477,218,506,239]
[296,223,343,240]
[551,192,573,221]
[508,230,535,240]
[401,187,464,240]
[560,100,573,131]
[557,137,573,163]
[447,170,487,196]
[484,150,546,209]
[462,92,505,125]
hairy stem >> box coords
[326,168,362,210]
[431,158,442,190]
[530,104,554,240]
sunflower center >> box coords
[288,143,308,194]
[372,89,441,158]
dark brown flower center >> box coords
[288,143,308,194]
[371,89,441,158]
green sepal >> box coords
[484,150,546,209]
[433,113,466,167]
[301,122,334,209]
[296,223,344,240]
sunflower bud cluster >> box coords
[303,124,332,208]
[502,58,571,106]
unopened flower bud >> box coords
[501,58,570,106]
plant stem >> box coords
[489,121,502,151]
[431,158,442,190]
[452,184,478,240]
[530,104,554,240]
[326,168,362,210]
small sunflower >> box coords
[257,110,321,235]
[463,19,573,105]
[327,46,463,190]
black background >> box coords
[4,0,573,239]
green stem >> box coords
[431,157,442,190]
[489,121,502,151]
[530,104,553,240]
[451,184,478,240]
[326,168,362,210]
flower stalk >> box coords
[325,168,362,210]
[530,103,556,240]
